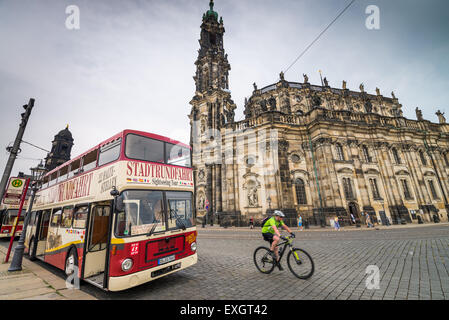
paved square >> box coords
[79,224,449,300]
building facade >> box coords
[189,1,449,226]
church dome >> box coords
[204,0,218,21]
[56,126,73,140]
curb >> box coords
[0,243,96,300]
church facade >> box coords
[189,1,449,226]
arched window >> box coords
[336,143,345,161]
[369,178,381,199]
[392,147,401,164]
[295,178,307,205]
[428,180,438,200]
[400,179,412,199]
[362,145,371,163]
[419,150,427,166]
[342,177,354,200]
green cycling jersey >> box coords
[262,216,285,234]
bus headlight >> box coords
[190,242,197,252]
[121,258,133,271]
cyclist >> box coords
[262,210,295,270]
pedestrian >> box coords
[249,216,254,229]
[334,216,340,231]
[298,215,303,231]
[350,213,356,225]
[366,214,373,228]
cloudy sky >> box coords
[1,0,448,176]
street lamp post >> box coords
[8,161,46,272]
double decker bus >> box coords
[24,129,197,291]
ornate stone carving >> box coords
[311,93,321,107]
[278,140,289,152]
[247,187,259,207]
[364,100,373,113]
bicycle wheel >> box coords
[253,246,276,274]
[287,248,314,279]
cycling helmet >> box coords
[273,210,285,217]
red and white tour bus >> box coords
[24,129,197,291]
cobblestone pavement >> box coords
[77,224,448,300]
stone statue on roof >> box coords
[359,83,365,92]
[436,110,446,124]
[415,107,424,121]
[342,80,347,90]
[303,74,309,84]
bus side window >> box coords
[81,149,98,173]
[73,206,88,229]
[61,207,74,228]
[68,159,81,179]
[42,176,49,189]
[40,210,51,240]
[50,208,62,227]
[98,138,122,167]
[48,172,58,187]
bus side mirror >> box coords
[110,186,119,197]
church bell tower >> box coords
[44,126,74,171]
[189,0,236,221]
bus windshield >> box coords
[115,190,193,237]
[125,134,191,167]
[3,210,19,225]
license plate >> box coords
[158,255,175,265]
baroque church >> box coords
[189,1,449,227]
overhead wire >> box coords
[283,0,357,74]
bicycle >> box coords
[253,234,314,279]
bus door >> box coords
[83,202,112,287]
[35,210,51,257]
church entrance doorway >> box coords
[348,202,359,219]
